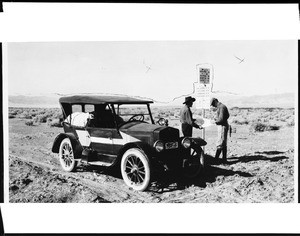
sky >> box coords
[7,40,298,103]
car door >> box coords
[86,127,114,155]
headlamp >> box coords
[181,138,191,149]
[154,140,164,152]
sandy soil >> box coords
[9,118,294,203]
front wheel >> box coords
[183,146,205,178]
[58,138,77,172]
[121,148,151,191]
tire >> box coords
[121,148,151,191]
[183,147,205,178]
[58,138,77,172]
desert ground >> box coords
[8,107,295,203]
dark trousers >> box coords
[182,123,192,137]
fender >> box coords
[116,141,154,165]
[52,133,83,159]
[190,137,207,146]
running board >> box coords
[87,161,112,167]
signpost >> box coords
[194,64,213,152]
[195,83,211,110]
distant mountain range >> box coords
[8,94,61,108]
[8,92,295,108]
[216,92,295,108]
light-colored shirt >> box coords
[179,105,193,125]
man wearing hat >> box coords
[210,97,230,162]
[179,96,201,137]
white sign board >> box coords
[195,83,211,109]
[195,66,213,109]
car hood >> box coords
[119,121,180,145]
[119,122,164,133]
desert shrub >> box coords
[25,120,34,126]
[52,112,63,120]
[29,110,39,117]
[33,115,44,123]
[9,108,23,115]
[38,109,47,114]
[18,111,32,119]
[250,122,267,132]
[261,112,272,119]
[9,114,16,119]
[46,118,53,127]
[232,118,249,125]
[9,110,18,116]
[48,118,62,127]
[267,125,280,131]
[33,113,52,123]
[286,118,295,127]
[250,122,280,132]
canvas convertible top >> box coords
[59,95,153,105]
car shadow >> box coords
[76,163,123,178]
[148,151,288,193]
[75,152,288,194]
[148,154,253,193]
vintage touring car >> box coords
[52,95,206,191]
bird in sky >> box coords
[143,59,153,73]
[234,55,245,64]
[145,65,152,73]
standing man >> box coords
[179,96,201,137]
[210,97,230,162]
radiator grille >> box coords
[159,127,179,142]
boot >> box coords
[221,146,227,162]
[215,148,222,160]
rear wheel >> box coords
[121,148,151,191]
[183,146,205,178]
[59,138,77,172]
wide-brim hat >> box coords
[183,96,196,104]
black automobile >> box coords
[52,95,206,191]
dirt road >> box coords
[9,118,294,203]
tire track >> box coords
[9,154,155,203]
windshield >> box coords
[114,104,154,124]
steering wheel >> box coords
[128,114,144,122]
